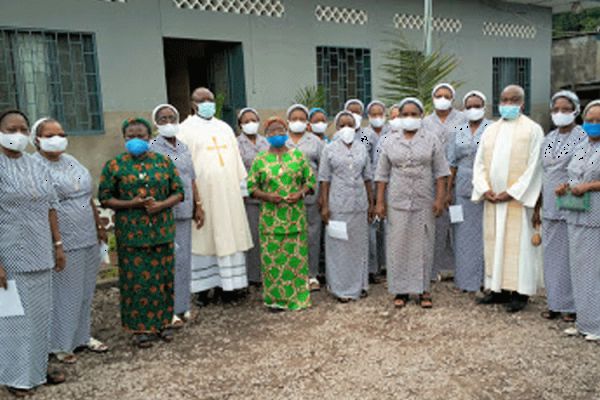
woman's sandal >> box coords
[338,297,351,303]
[54,352,77,364]
[6,387,35,397]
[182,311,192,322]
[160,328,175,343]
[171,315,185,330]
[393,296,407,309]
[87,337,109,353]
[420,294,433,309]
[46,369,66,385]
[133,334,154,349]
[562,313,577,323]
[541,310,561,320]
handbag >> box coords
[556,191,591,212]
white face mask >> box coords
[0,132,29,152]
[338,127,355,144]
[399,117,422,132]
[465,107,485,122]
[369,117,386,128]
[157,123,180,138]
[39,136,68,152]
[288,121,307,133]
[242,122,260,135]
[311,122,328,134]
[352,113,363,128]
[433,97,453,111]
[552,112,576,128]
[389,118,403,131]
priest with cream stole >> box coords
[178,87,253,304]
[472,85,543,313]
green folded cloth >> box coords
[556,191,591,212]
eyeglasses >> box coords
[156,115,178,124]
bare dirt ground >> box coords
[4,281,600,400]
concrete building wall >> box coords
[0,0,553,182]
[552,34,600,92]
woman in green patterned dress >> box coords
[99,118,184,348]
[247,117,316,311]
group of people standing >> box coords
[1,82,600,395]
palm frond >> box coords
[293,85,326,109]
[379,34,463,114]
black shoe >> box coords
[477,291,511,305]
[505,293,529,313]
[194,291,209,307]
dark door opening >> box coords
[163,38,247,129]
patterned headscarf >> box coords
[121,117,152,135]
[264,116,287,133]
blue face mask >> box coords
[583,122,600,138]
[197,102,216,119]
[499,105,521,120]
[267,134,288,148]
[125,138,149,156]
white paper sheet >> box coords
[240,179,249,197]
[99,242,110,264]
[449,205,464,224]
[326,220,349,241]
[0,280,25,317]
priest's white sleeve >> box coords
[506,125,543,208]
[471,132,490,203]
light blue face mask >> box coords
[498,104,521,120]
[197,102,216,119]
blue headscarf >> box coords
[309,107,327,120]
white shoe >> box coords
[87,337,109,353]
[585,334,600,341]
[564,327,580,336]
[309,278,321,291]
[171,315,184,329]
[183,311,192,321]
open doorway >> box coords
[163,38,247,129]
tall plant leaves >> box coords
[379,35,463,114]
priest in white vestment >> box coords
[472,85,543,312]
[178,87,253,301]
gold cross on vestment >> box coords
[207,136,227,167]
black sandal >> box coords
[160,328,174,342]
[562,313,577,323]
[133,334,154,349]
[541,310,560,320]
[420,293,433,309]
[393,294,408,308]
[46,369,66,385]
[6,387,35,397]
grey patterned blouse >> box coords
[0,152,57,273]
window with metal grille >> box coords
[0,28,103,135]
[316,46,371,115]
[492,57,531,117]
